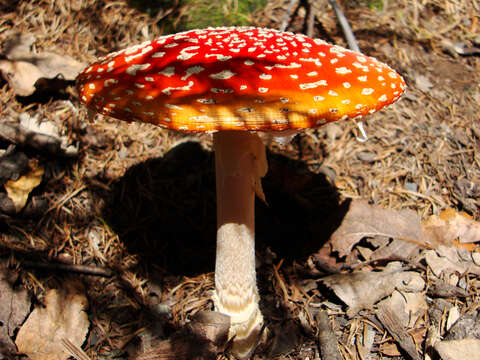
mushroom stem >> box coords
[213,131,267,359]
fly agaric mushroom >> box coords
[76,27,406,358]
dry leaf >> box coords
[379,290,428,329]
[329,200,424,258]
[434,339,480,360]
[423,208,480,246]
[425,245,480,277]
[15,281,89,360]
[0,33,85,96]
[321,262,425,317]
[0,261,30,354]
[376,305,421,360]
[4,160,44,212]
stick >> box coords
[279,0,299,32]
[327,0,361,52]
[316,311,342,360]
[22,260,113,277]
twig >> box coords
[62,338,92,360]
[316,311,342,360]
[279,0,299,32]
[327,0,360,52]
[306,0,316,38]
[22,260,113,277]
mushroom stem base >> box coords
[213,131,267,359]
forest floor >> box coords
[0,1,479,359]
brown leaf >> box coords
[329,200,424,258]
[376,305,421,360]
[4,159,44,212]
[0,261,30,355]
[136,311,230,360]
[321,262,425,317]
[15,281,89,360]
[422,208,480,246]
[434,339,480,360]
[0,42,85,96]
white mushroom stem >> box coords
[213,131,268,359]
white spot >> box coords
[378,94,388,102]
[388,71,397,79]
[162,81,194,95]
[210,70,236,80]
[164,117,171,122]
[104,79,118,87]
[145,76,154,82]
[369,109,376,114]
[316,119,327,125]
[126,89,134,95]
[145,95,154,100]
[357,56,367,63]
[159,66,175,77]
[314,96,325,101]
[248,47,257,52]
[190,115,213,121]
[328,90,338,96]
[299,58,322,66]
[131,101,142,106]
[124,107,132,113]
[97,67,104,73]
[135,83,145,88]
[210,88,234,93]
[280,97,289,104]
[391,83,396,89]
[197,98,216,104]
[237,107,254,113]
[299,80,328,89]
[259,74,272,80]
[165,104,183,110]
[164,42,179,48]
[307,71,318,76]
[361,88,374,95]
[355,104,364,109]
[152,52,165,58]
[205,54,232,61]
[85,66,94,73]
[89,83,95,90]
[378,75,385,81]
[81,95,87,101]
[126,63,151,75]
[125,45,153,62]
[290,74,298,79]
[318,52,326,57]
[308,109,317,114]
[181,66,204,80]
[177,46,200,60]
[343,82,351,88]
[335,67,352,75]
[342,99,351,104]
[258,87,269,93]
[142,111,154,116]
[330,58,339,64]
[240,85,247,90]
[358,75,368,82]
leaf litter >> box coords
[0,1,479,360]
[15,280,89,360]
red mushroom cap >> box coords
[76,27,406,132]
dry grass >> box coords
[0,0,479,359]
